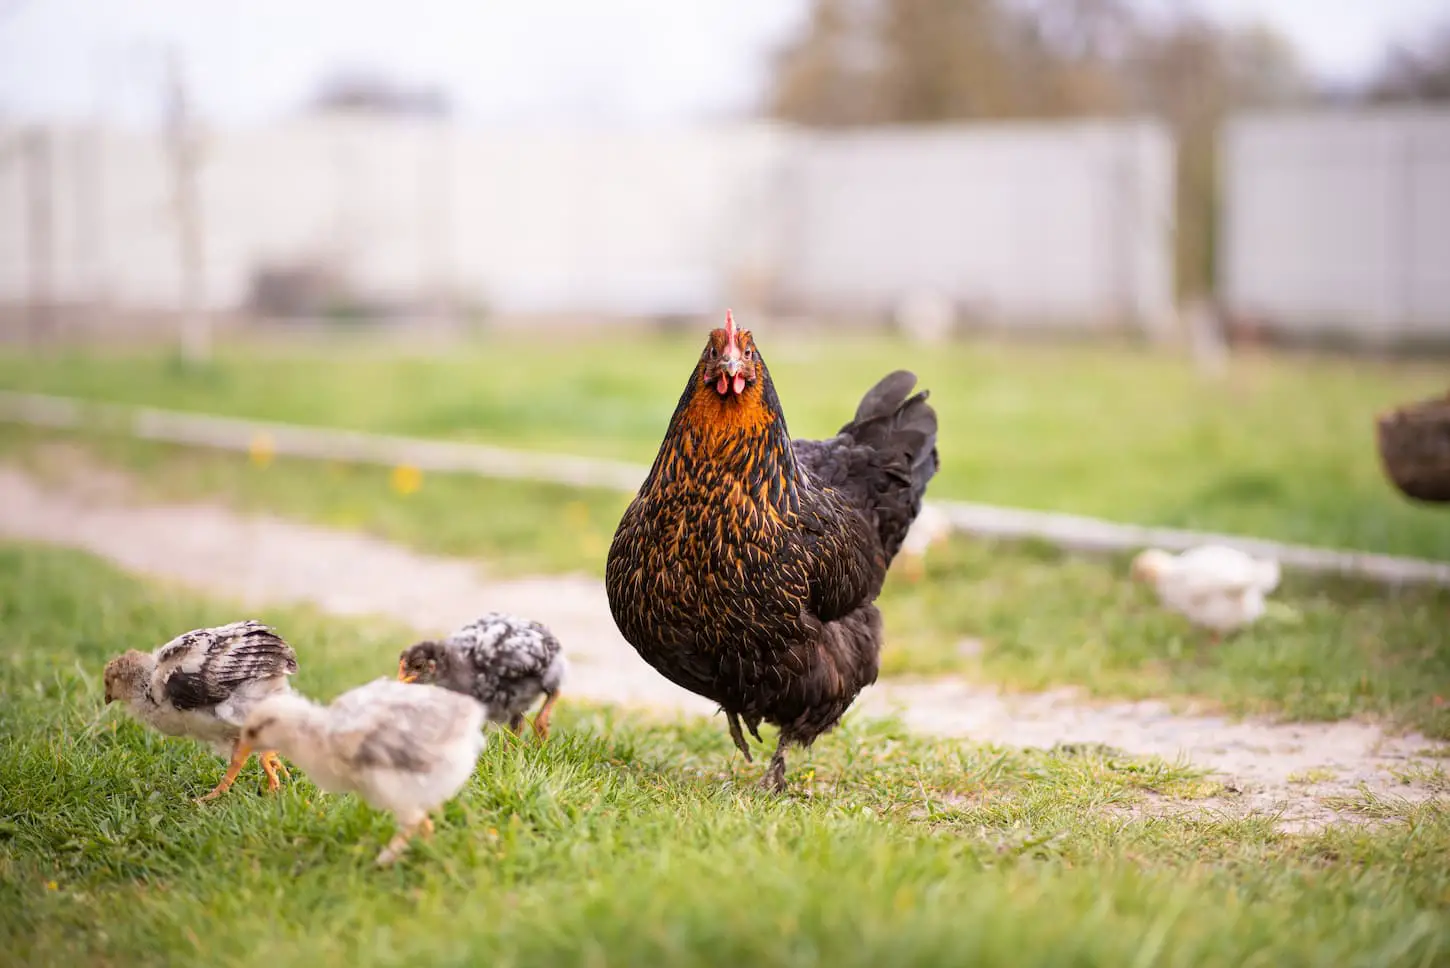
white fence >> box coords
[1221,108,1450,343]
[775,121,1176,331]
[0,116,1175,330]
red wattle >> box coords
[716,374,728,395]
[733,374,746,395]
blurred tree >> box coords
[1367,19,1450,102]
[1132,16,1309,298]
[767,0,886,126]
[764,0,1311,301]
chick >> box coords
[398,612,567,739]
[1131,545,1282,639]
[240,678,487,866]
[103,620,298,802]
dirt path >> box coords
[1,461,1441,830]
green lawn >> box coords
[1,331,1447,558]
[2,542,1447,967]
[4,425,1450,739]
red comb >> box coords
[724,309,737,349]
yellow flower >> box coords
[390,464,423,496]
[45,880,58,891]
[564,500,591,528]
[248,433,275,467]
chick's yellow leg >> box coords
[533,691,560,740]
[196,741,251,804]
[260,751,289,792]
[376,816,429,866]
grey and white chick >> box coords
[397,612,567,739]
[240,678,488,866]
[102,620,298,802]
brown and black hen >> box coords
[605,311,939,791]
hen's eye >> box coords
[742,348,754,360]
[707,346,719,360]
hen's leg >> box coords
[759,734,789,793]
[195,741,251,803]
[744,715,763,743]
[725,711,753,763]
[533,690,559,740]
[507,712,526,734]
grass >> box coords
[2,542,1449,967]
[4,424,1449,739]
[1,331,1448,558]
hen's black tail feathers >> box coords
[839,370,940,562]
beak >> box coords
[104,694,114,705]
[397,658,417,683]
[722,358,742,378]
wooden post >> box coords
[163,48,209,363]
[23,127,53,344]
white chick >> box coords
[397,612,567,738]
[898,503,953,581]
[1131,545,1282,638]
[239,678,487,866]
[103,620,298,802]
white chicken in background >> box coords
[239,678,487,866]
[1130,545,1283,639]
[898,503,953,582]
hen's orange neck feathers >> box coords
[649,315,799,496]
[678,358,775,439]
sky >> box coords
[0,0,1445,127]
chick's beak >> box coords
[397,658,417,683]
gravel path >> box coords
[1,461,1441,829]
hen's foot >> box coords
[759,751,788,794]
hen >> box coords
[606,311,939,791]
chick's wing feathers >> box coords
[156,621,298,711]
[330,679,484,774]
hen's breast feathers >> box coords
[608,366,936,655]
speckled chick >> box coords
[397,612,566,739]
